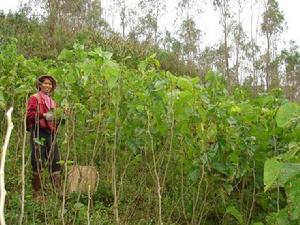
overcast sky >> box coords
[0,0,299,50]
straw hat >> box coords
[36,75,57,91]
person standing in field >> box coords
[26,75,62,198]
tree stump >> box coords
[67,165,98,194]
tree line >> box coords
[0,0,299,99]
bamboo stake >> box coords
[0,107,14,225]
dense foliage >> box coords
[1,41,300,225]
[0,11,200,78]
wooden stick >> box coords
[0,107,14,225]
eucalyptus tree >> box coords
[178,18,200,62]
[41,0,90,37]
[84,0,108,32]
[248,0,261,93]
[213,0,233,89]
[135,0,166,44]
[116,0,138,38]
[177,0,201,20]
[243,39,262,94]
[198,45,227,77]
[26,0,106,50]
[280,41,300,101]
[261,0,284,90]
[59,0,105,31]
[0,11,45,57]
[231,0,247,85]
[176,0,203,77]
[159,30,191,75]
[118,0,127,37]
[162,30,173,52]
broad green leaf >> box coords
[229,151,239,165]
[291,124,300,142]
[145,54,160,67]
[211,162,228,176]
[230,105,241,113]
[285,176,300,220]
[33,137,45,145]
[222,183,233,195]
[138,54,160,70]
[89,47,112,60]
[57,160,65,165]
[67,160,74,165]
[207,123,217,143]
[74,202,85,210]
[205,70,217,82]
[101,60,120,89]
[188,168,199,182]
[177,77,193,90]
[226,205,244,225]
[15,85,30,94]
[74,103,90,114]
[101,51,113,60]
[64,71,76,84]
[0,90,5,109]
[265,157,300,191]
[267,208,297,225]
[198,107,207,122]
[278,163,300,185]
[264,158,282,192]
[281,142,300,161]
[276,103,300,128]
[58,49,73,61]
[79,59,97,76]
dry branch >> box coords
[0,107,14,225]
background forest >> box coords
[1,0,300,224]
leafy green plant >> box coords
[1,41,300,225]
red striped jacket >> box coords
[26,93,56,133]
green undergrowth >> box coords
[1,42,300,224]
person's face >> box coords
[39,78,53,93]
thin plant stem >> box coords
[112,79,121,225]
[61,109,73,225]
[87,185,91,225]
[19,97,28,225]
[147,110,162,225]
[247,160,256,225]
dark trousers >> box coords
[30,128,61,174]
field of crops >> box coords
[1,42,300,225]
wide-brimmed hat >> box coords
[36,75,57,91]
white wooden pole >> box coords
[0,107,14,225]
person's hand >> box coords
[44,111,55,121]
